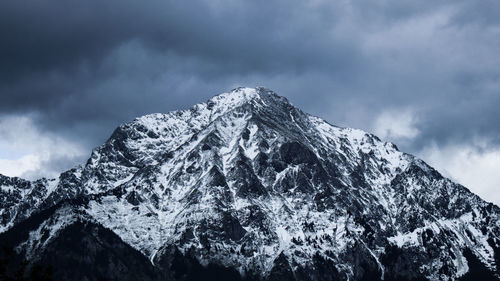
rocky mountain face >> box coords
[0,87,499,281]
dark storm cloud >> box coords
[1,0,500,171]
[0,0,356,83]
[1,1,352,111]
[0,0,364,143]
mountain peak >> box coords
[223,86,282,101]
[206,86,291,112]
[1,88,499,281]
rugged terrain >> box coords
[1,87,499,280]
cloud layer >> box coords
[0,0,499,203]
[0,116,86,179]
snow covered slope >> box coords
[0,87,499,281]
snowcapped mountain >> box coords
[0,87,499,281]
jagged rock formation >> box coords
[0,87,499,281]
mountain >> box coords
[0,87,499,281]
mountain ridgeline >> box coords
[0,87,499,281]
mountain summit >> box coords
[1,87,499,281]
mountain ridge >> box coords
[1,87,499,281]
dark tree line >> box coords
[0,246,52,281]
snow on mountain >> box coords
[0,87,499,281]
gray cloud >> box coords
[0,0,499,202]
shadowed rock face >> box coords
[0,87,499,281]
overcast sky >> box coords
[0,0,499,205]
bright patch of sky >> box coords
[0,116,86,179]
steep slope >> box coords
[0,87,499,281]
